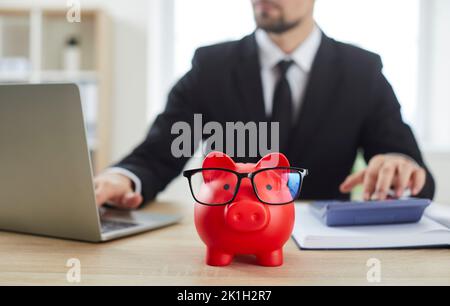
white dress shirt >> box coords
[256,25,322,118]
[110,26,323,195]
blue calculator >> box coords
[311,198,431,227]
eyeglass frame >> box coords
[183,167,309,206]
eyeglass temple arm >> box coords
[182,170,196,178]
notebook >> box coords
[292,203,450,250]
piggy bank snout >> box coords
[225,202,269,232]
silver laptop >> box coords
[0,83,181,242]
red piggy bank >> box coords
[184,152,308,267]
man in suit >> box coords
[95,0,435,209]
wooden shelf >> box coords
[0,70,98,83]
[0,7,113,173]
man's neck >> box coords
[268,18,315,54]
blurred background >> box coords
[0,0,448,203]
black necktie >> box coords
[271,60,294,153]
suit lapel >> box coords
[288,34,341,157]
[234,34,268,123]
[232,33,342,159]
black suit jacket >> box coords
[116,33,435,203]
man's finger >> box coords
[340,170,365,193]
[95,183,121,207]
[122,193,144,208]
[374,162,396,200]
[95,186,110,207]
[411,168,426,196]
[395,163,414,197]
[363,171,377,201]
[362,157,386,200]
[362,165,381,201]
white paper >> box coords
[425,203,450,228]
[293,204,450,250]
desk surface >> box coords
[0,179,449,286]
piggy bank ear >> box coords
[203,151,235,169]
[256,153,290,169]
[202,152,236,181]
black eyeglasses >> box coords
[183,167,308,206]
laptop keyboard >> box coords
[101,219,139,233]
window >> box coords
[315,0,420,127]
[174,0,255,78]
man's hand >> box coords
[94,173,143,209]
[340,154,427,201]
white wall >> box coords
[426,0,450,147]
[425,151,450,205]
[104,0,149,162]
[147,0,175,124]
[421,0,450,204]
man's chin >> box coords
[257,24,296,34]
[256,19,281,31]
[256,18,302,34]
